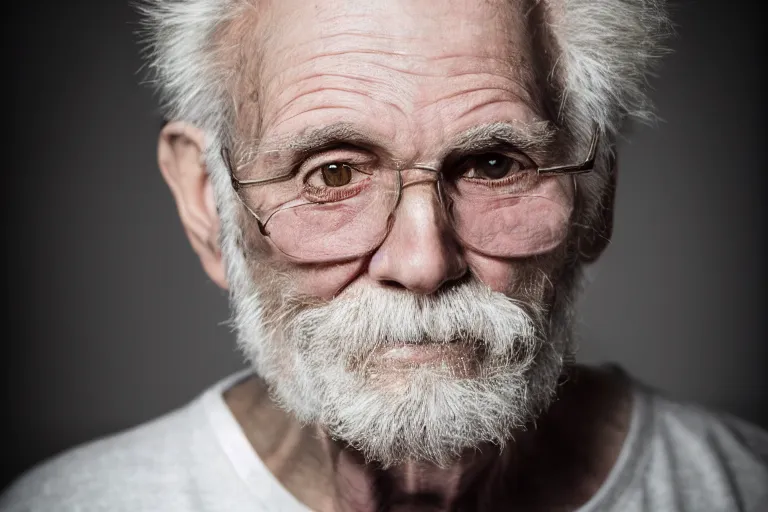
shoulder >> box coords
[633,386,768,511]
[0,390,238,512]
[647,389,768,465]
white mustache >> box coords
[279,276,545,366]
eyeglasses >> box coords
[222,127,599,262]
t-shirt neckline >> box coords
[201,370,313,511]
[199,370,652,511]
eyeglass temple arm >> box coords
[221,147,295,190]
[220,147,272,235]
[536,127,600,176]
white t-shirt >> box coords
[2,371,767,511]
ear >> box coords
[158,121,228,289]
[577,158,617,263]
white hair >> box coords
[544,0,671,229]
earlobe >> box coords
[158,121,228,289]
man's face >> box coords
[220,0,580,466]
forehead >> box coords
[261,0,528,57]
[233,0,543,154]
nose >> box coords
[368,172,467,294]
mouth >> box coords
[357,341,483,379]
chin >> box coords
[258,334,564,468]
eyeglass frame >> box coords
[221,126,600,239]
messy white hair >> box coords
[544,0,671,229]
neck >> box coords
[225,364,632,512]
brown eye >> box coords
[462,153,527,180]
[321,163,353,187]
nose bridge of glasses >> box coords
[392,164,450,225]
[399,164,441,190]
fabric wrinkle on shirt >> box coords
[2,370,767,512]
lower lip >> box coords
[363,343,480,377]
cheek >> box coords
[240,211,368,300]
[465,252,522,293]
[466,246,569,304]
[288,260,369,299]
[452,178,575,258]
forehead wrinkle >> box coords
[290,29,418,52]
[269,41,531,83]
[266,55,530,124]
[269,86,401,130]
[274,50,479,82]
[233,0,549,144]
[259,0,534,79]
[268,99,408,143]
[415,80,536,117]
[264,28,530,95]
[282,32,526,65]
[260,53,416,127]
[287,1,506,44]
[265,56,417,112]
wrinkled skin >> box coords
[232,0,567,299]
[158,0,628,510]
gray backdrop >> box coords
[3,0,766,489]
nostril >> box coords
[380,280,406,290]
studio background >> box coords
[3,0,766,490]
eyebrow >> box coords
[257,123,386,160]
[448,121,556,157]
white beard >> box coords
[229,259,571,467]
[208,140,575,467]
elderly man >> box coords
[2,0,767,510]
